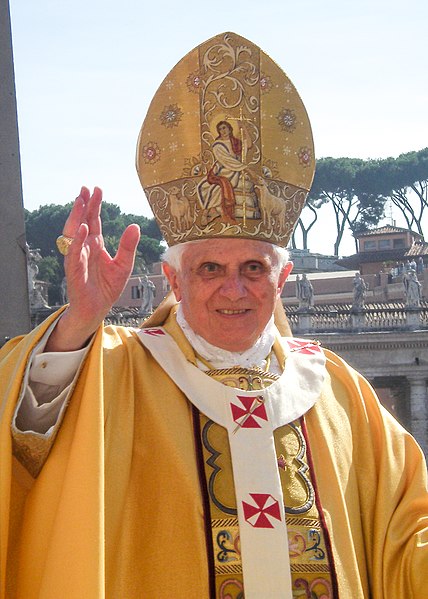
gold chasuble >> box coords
[1,308,428,598]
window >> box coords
[393,238,405,248]
[131,286,141,299]
[363,240,377,251]
[378,239,391,249]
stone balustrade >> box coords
[25,300,428,336]
[287,301,428,335]
[98,301,428,337]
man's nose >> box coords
[218,273,247,300]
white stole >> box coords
[137,328,326,599]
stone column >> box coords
[351,310,365,330]
[407,375,428,456]
[405,308,421,330]
[297,311,312,334]
[0,0,31,344]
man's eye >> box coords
[243,262,265,275]
[199,262,221,274]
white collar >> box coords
[176,304,277,370]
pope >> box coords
[1,32,428,599]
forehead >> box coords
[182,239,276,266]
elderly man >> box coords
[1,32,428,599]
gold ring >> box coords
[56,235,74,256]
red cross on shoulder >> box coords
[141,328,165,336]
[286,339,321,355]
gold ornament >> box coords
[56,235,74,256]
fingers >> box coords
[63,223,88,265]
[75,222,89,245]
[85,187,103,236]
[62,188,139,277]
[63,187,89,238]
[62,186,103,252]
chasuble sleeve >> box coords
[14,345,88,434]
[353,373,428,597]
[1,317,109,598]
[0,309,90,477]
[310,350,428,597]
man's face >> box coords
[163,239,292,352]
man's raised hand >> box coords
[46,187,140,352]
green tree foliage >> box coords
[36,256,64,305]
[25,202,164,303]
[302,148,428,255]
[360,148,428,235]
[25,203,73,257]
[308,157,386,255]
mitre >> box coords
[136,32,315,248]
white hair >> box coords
[162,239,290,275]
[162,241,199,271]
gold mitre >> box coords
[136,32,315,248]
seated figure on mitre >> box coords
[197,119,260,226]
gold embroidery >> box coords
[204,365,279,391]
[12,428,56,479]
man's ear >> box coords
[162,262,182,301]
[278,261,293,294]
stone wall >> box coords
[0,0,31,343]
[305,330,428,457]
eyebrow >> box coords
[195,257,272,269]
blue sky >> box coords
[9,0,428,255]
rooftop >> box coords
[356,225,423,238]
[338,243,428,268]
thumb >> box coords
[114,224,141,272]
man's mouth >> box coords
[217,309,248,315]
